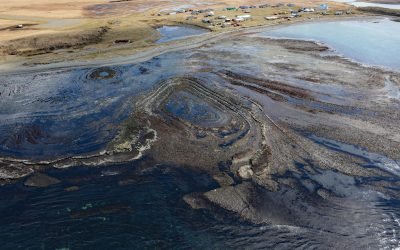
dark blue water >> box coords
[1,159,399,249]
[0,161,228,249]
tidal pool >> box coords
[261,18,400,70]
[156,25,208,43]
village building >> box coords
[320,4,329,10]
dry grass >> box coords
[0,27,109,56]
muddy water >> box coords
[261,18,400,70]
[1,21,400,249]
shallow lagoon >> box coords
[156,25,208,43]
[262,18,400,70]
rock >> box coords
[317,188,332,199]
[204,183,251,215]
[0,163,33,179]
[238,165,253,179]
[24,173,60,187]
[183,193,209,209]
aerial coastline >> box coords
[0,0,399,249]
[1,0,397,69]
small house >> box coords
[319,4,329,10]
[236,14,252,20]
[233,17,245,22]
[205,11,214,17]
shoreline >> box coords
[249,16,400,73]
[0,15,389,75]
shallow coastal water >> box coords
[156,25,208,43]
[261,18,400,70]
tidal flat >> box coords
[0,18,400,249]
